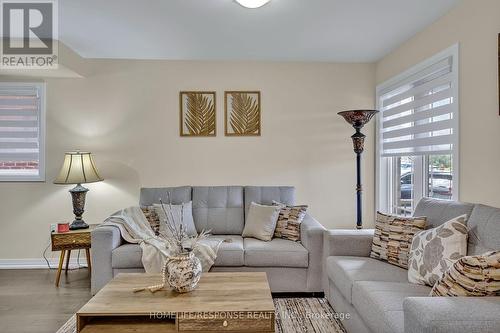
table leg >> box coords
[85,248,91,277]
[65,250,71,273]
[55,250,66,287]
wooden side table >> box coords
[51,224,97,287]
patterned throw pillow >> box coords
[141,206,160,235]
[272,201,308,242]
[430,251,500,296]
[370,212,427,269]
[408,215,468,286]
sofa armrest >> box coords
[404,297,500,333]
[323,229,374,258]
[91,225,122,294]
[301,214,326,292]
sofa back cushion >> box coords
[467,204,500,255]
[192,186,244,235]
[413,197,474,229]
[139,186,192,207]
[244,186,295,218]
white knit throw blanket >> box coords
[99,206,222,273]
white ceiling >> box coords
[59,0,460,62]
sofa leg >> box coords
[272,292,325,298]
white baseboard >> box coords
[0,258,89,269]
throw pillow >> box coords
[408,214,468,286]
[141,206,160,235]
[272,201,308,242]
[430,251,500,297]
[242,202,281,241]
[154,201,197,237]
[370,211,427,269]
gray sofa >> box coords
[324,198,500,333]
[91,186,325,295]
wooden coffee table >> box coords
[77,272,275,332]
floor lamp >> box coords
[338,110,379,229]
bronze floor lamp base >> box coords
[338,110,379,229]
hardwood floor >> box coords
[0,269,325,333]
[0,268,92,333]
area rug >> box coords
[56,298,346,333]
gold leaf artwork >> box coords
[180,91,216,136]
[225,91,261,136]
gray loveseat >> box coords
[324,198,500,333]
[91,186,325,295]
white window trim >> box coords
[0,82,46,182]
[375,44,460,213]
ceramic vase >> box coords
[164,251,202,293]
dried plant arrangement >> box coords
[135,193,210,293]
[157,194,209,255]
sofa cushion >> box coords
[141,206,160,235]
[242,202,281,241]
[112,237,246,268]
[352,281,431,333]
[413,197,474,229]
[273,202,308,242]
[326,256,408,304]
[112,244,142,268]
[244,186,295,218]
[370,211,427,269]
[192,186,244,235]
[467,204,500,256]
[154,201,197,236]
[431,250,500,297]
[408,214,468,286]
[209,235,244,266]
[244,238,308,268]
[139,186,192,207]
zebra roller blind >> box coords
[378,54,458,157]
[0,83,44,180]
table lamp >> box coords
[54,151,103,230]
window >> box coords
[0,82,45,181]
[376,45,459,215]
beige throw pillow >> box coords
[154,201,197,237]
[272,201,308,242]
[430,251,500,297]
[370,212,427,269]
[242,202,281,241]
[408,214,468,286]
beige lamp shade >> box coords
[54,152,103,185]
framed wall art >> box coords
[179,91,216,137]
[224,91,261,136]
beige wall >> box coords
[376,0,500,208]
[0,60,375,260]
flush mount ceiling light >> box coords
[235,0,271,9]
